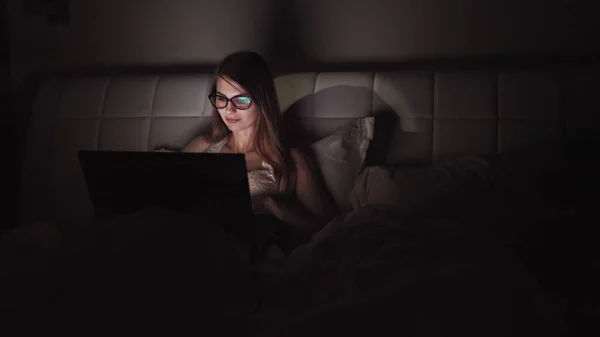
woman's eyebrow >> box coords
[215,91,248,97]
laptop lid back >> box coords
[77,150,253,227]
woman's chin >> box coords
[226,124,240,132]
[226,124,253,133]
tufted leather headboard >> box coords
[18,59,600,225]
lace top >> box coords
[205,138,278,212]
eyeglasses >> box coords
[208,94,253,110]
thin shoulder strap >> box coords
[204,138,227,153]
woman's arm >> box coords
[264,149,339,236]
[290,149,338,221]
[182,136,211,152]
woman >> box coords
[183,50,337,250]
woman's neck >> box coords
[229,128,255,153]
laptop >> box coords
[77,150,259,252]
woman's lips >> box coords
[226,118,240,124]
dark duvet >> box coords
[1,205,565,337]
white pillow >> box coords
[311,117,375,212]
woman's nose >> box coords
[226,103,237,113]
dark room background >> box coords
[5,0,600,91]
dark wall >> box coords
[2,0,16,233]
[7,0,600,87]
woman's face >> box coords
[214,76,259,133]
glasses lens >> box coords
[232,96,252,110]
[210,95,228,108]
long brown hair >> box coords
[208,51,296,198]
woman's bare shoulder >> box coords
[183,135,211,152]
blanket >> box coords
[1,210,259,336]
[1,206,564,336]
[252,204,565,337]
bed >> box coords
[4,57,600,336]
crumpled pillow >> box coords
[311,117,374,212]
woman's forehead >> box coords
[216,76,246,95]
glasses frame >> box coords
[208,93,254,110]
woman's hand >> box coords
[263,196,318,251]
[263,196,327,232]
[262,196,300,224]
